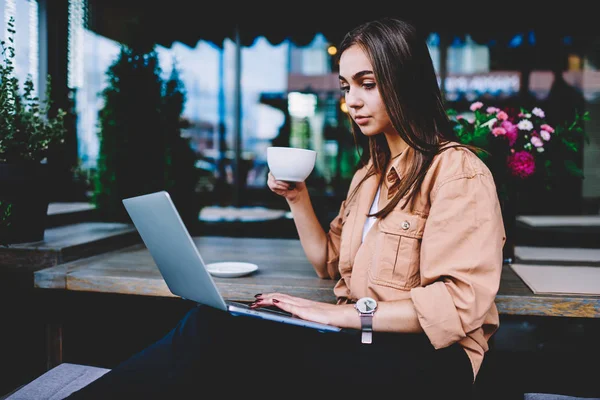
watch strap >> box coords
[359,314,373,344]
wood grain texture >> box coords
[34,237,600,318]
[1,223,139,272]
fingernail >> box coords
[273,299,279,303]
[254,293,262,298]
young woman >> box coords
[67,17,504,400]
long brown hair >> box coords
[338,17,480,217]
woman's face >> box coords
[339,45,395,138]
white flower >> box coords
[537,147,545,153]
[518,119,534,131]
[532,107,545,118]
[481,117,497,129]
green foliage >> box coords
[92,42,198,224]
[0,17,66,237]
[0,17,66,164]
[448,102,590,214]
[0,201,12,229]
[448,104,589,191]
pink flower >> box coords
[470,101,483,112]
[486,107,500,113]
[501,120,518,146]
[541,124,554,133]
[496,111,508,121]
[492,127,507,137]
[531,136,543,147]
[507,151,536,179]
[540,130,551,141]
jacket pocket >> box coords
[370,210,426,289]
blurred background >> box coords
[2,0,599,237]
[1,1,600,399]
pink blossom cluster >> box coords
[464,102,555,179]
[507,151,536,179]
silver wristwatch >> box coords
[354,297,378,344]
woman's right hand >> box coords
[267,172,306,203]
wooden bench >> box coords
[2,363,110,400]
[5,364,598,400]
[524,394,600,400]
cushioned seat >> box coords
[4,363,110,400]
[524,394,600,400]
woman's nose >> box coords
[345,91,363,108]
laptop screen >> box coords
[122,191,228,311]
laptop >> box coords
[122,190,341,333]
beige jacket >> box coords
[325,143,505,379]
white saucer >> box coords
[206,262,258,278]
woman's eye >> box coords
[340,86,349,93]
[363,83,376,90]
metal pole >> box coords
[439,32,449,100]
[217,46,227,198]
[233,25,242,207]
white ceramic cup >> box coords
[267,146,317,182]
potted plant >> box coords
[447,101,590,262]
[93,38,199,231]
[0,17,67,245]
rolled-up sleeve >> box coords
[410,172,504,349]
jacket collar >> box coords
[386,149,410,200]
[348,149,412,259]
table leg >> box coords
[46,322,63,370]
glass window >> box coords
[75,30,119,169]
[73,13,600,215]
[1,0,39,97]
[154,36,290,195]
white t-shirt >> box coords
[362,185,380,243]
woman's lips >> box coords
[354,116,370,125]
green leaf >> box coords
[560,138,578,152]
[0,17,65,163]
[564,160,584,178]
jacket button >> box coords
[401,221,410,230]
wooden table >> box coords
[35,236,600,318]
[0,222,138,272]
[34,236,600,368]
[35,236,337,303]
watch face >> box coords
[356,297,377,313]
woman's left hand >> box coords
[250,293,343,327]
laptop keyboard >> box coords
[230,301,294,318]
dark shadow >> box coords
[516,39,587,215]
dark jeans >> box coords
[66,305,474,399]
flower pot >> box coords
[0,163,51,245]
